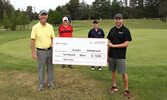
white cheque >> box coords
[52,37,108,66]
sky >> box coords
[10,0,95,13]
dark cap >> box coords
[93,20,98,24]
[39,10,47,15]
[114,13,123,19]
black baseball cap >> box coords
[93,20,98,24]
[39,10,47,15]
[114,13,123,19]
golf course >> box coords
[0,19,167,100]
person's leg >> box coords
[108,58,118,93]
[46,49,54,85]
[116,59,127,89]
[37,50,47,88]
[123,73,131,99]
[112,71,117,87]
[117,59,131,98]
[122,73,128,90]
[108,58,117,86]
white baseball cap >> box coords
[62,17,68,21]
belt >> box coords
[37,47,52,51]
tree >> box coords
[111,0,121,18]
[100,0,111,19]
[159,0,167,22]
[47,9,62,26]
[79,2,91,20]
[68,0,80,19]
[25,14,30,29]
[91,0,101,19]
[47,9,56,25]
[0,0,14,24]
[21,12,27,29]
[54,10,62,25]
[144,0,159,19]
[10,9,17,30]
[62,3,70,16]
[56,6,64,16]
[56,6,63,21]
[26,6,33,21]
[2,10,10,30]
[0,0,4,25]
[16,11,23,29]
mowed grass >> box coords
[0,19,167,100]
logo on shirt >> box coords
[119,31,123,34]
[98,32,101,34]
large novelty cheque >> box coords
[52,38,108,66]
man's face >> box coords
[114,18,123,26]
[93,23,98,29]
[39,14,48,22]
[63,20,68,25]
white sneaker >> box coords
[91,67,95,71]
[98,67,102,71]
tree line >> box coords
[0,0,167,30]
[0,0,38,30]
[56,0,166,21]
[47,0,167,26]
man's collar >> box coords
[94,28,99,31]
[63,24,69,28]
[39,22,47,27]
[115,24,124,29]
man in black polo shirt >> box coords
[107,13,132,99]
[88,20,105,71]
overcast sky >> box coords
[10,0,95,13]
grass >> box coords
[0,19,167,100]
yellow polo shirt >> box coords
[31,22,55,49]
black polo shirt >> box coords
[107,25,132,59]
[88,28,105,38]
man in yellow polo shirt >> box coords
[31,10,55,91]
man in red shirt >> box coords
[58,16,73,68]
[59,17,73,37]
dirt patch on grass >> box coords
[0,68,138,100]
[0,68,106,100]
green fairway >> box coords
[0,19,167,100]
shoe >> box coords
[108,86,118,94]
[69,65,73,69]
[91,66,95,71]
[39,85,44,91]
[48,83,55,89]
[124,90,131,99]
[98,66,102,71]
[62,65,65,68]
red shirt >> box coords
[59,24,73,37]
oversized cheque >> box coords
[52,37,108,66]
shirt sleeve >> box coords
[124,29,132,42]
[101,30,105,38]
[71,26,73,33]
[51,26,55,37]
[58,26,61,34]
[31,26,36,39]
[107,29,111,40]
[88,30,91,38]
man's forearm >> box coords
[51,37,53,47]
[31,39,36,54]
[110,41,129,48]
